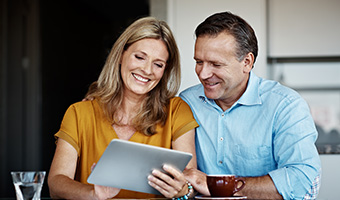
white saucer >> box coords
[195,195,247,200]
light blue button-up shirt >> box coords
[179,71,321,199]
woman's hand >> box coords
[184,168,210,196]
[91,163,121,200]
[148,164,189,198]
[93,185,120,200]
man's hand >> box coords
[183,168,210,196]
[82,96,94,101]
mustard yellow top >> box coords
[55,97,198,198]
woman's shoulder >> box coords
[169,96,185,105]
[169,97,191,111]
[67,99,102,115]
[61,99,107,129]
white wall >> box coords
[318,155,340,200]
[268,0,340,57]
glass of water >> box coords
[11,171,46,200]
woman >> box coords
[48,17,198,199]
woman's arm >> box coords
[48,138,95,199]
[48,138,119,200]
[172,129,197,169]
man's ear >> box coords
[242,52,254,73]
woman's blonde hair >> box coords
[87,16,181,136]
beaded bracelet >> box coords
[172,181,194,200]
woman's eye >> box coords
[155,63,164,68]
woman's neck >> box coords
[117,91,147,125]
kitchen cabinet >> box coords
[268,0,340,58]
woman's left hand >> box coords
[148,164,188,198]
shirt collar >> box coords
[238,71,262,106]
[198,71,262,108]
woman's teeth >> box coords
[133,73,149,82]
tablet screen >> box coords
[87,139,192,195]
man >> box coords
[180,11,321,199]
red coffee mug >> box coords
[207,174,245,197]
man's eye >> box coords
[135,55,144,60]
[196,61,203,65]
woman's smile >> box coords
[132,73,150,83]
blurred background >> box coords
[0,0,149,197]
[1,0,340,199]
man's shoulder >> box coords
[179,84,204,108]
[179,84,203,98]
[258,78,301,101]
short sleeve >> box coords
[170,97,199,141]
[54,104,80,155]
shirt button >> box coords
[219,160,223,164]
[221,113,225,117]
[220,137,224,141]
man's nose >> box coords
[197,64,212,79]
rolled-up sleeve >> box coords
[269,97,321,199]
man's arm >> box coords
[184,168,283,199]
[236,175,282,199]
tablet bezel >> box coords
[87,139,193,195]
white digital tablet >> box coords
[87,139,193,195]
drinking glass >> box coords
[11,171,46,200]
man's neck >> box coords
[214,78,249,112]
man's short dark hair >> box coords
[195,11,258,66]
